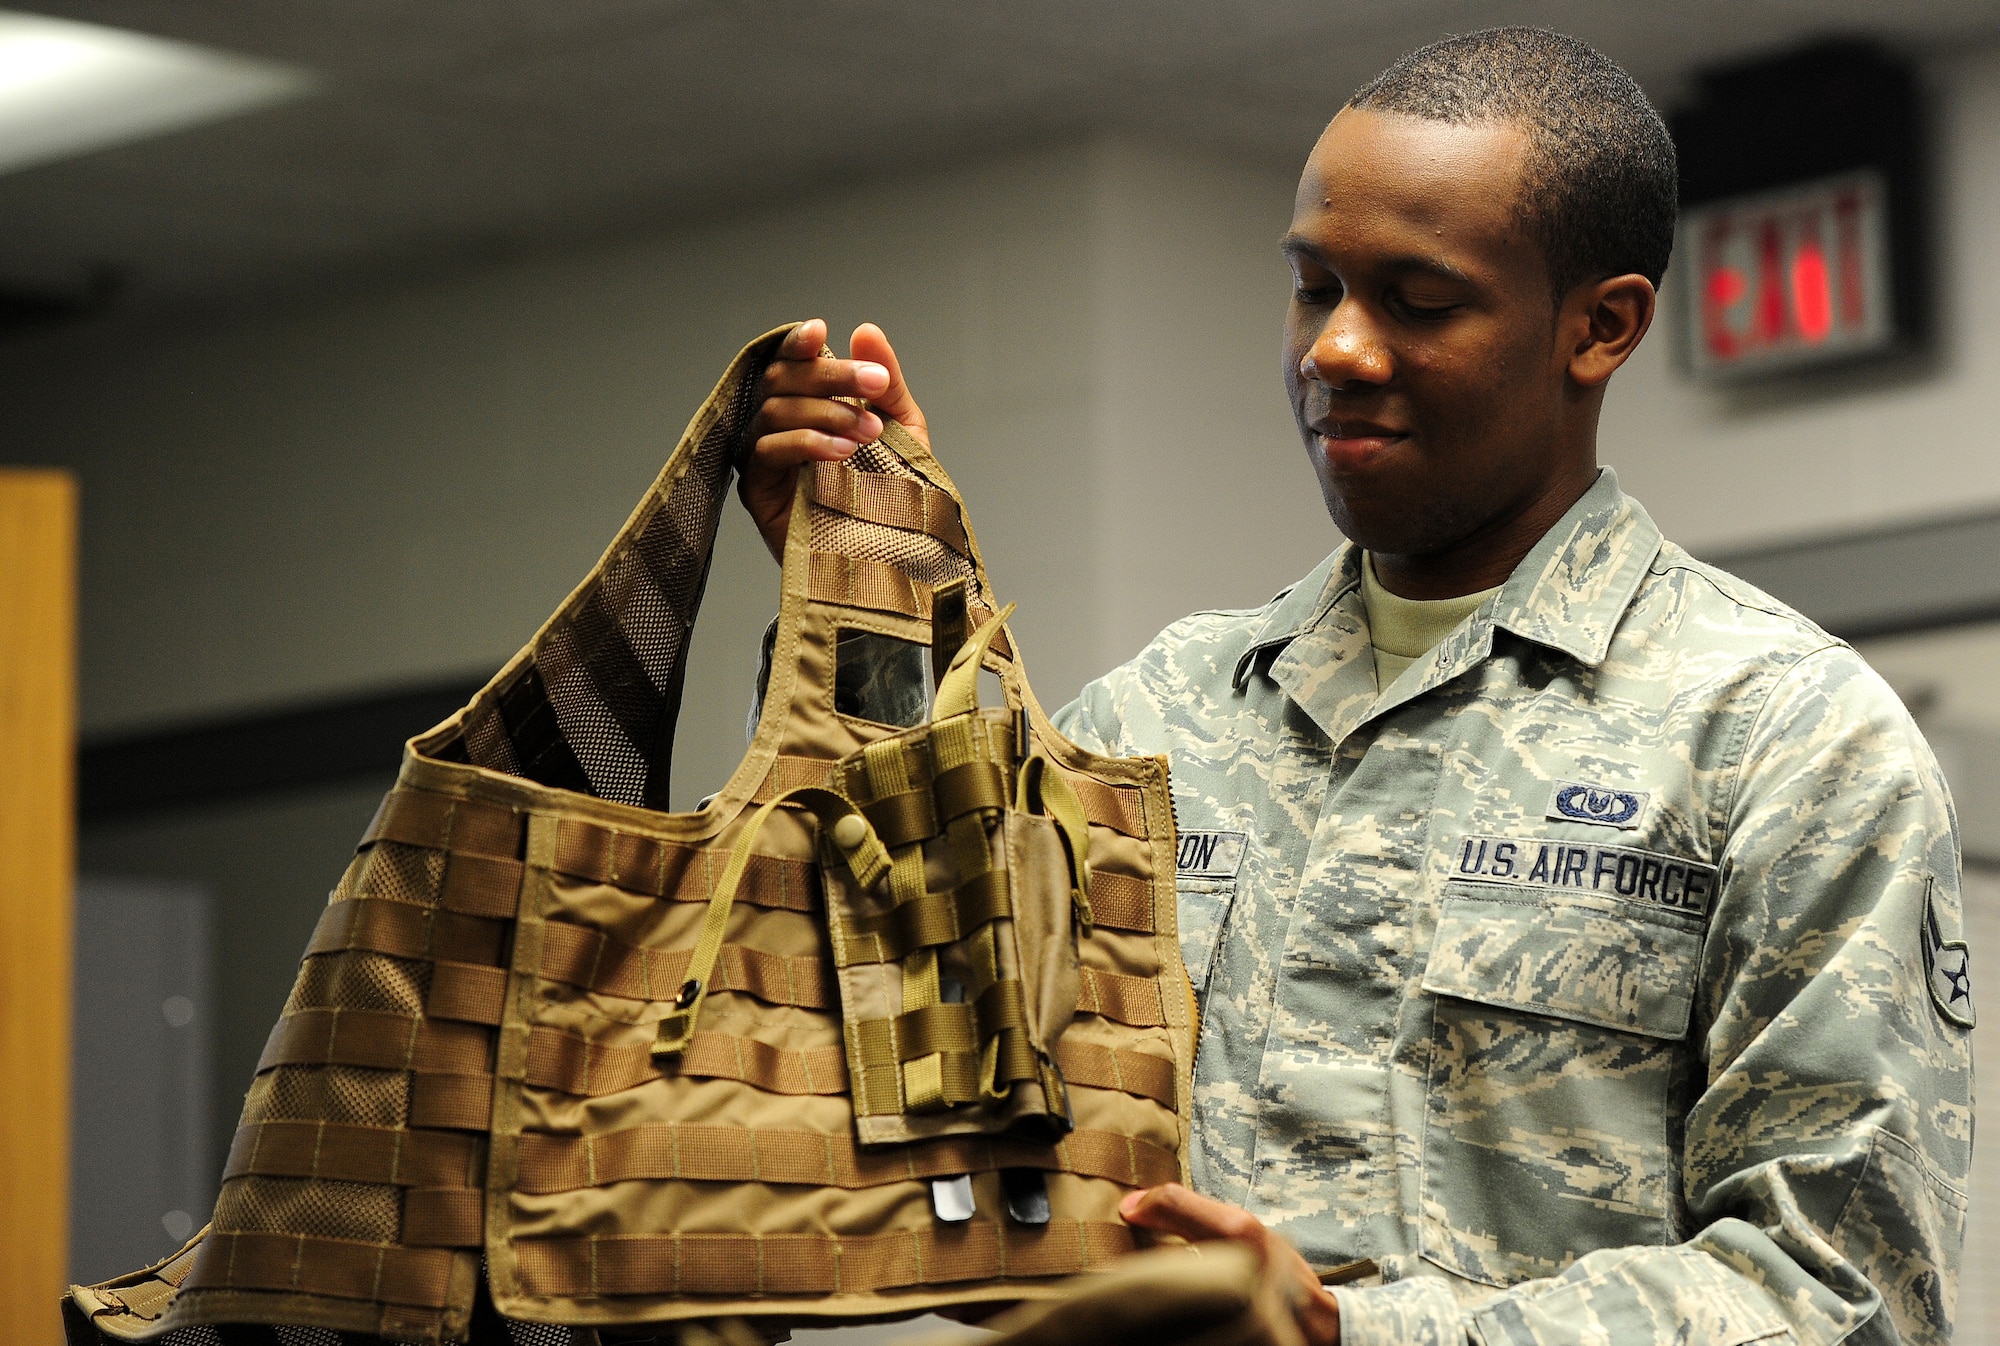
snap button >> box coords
[832,814,869,850]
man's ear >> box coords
[1565,274,1656,389]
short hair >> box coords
[1347,27,1678,303]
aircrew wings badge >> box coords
[1923,879,1975,1029]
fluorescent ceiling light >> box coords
[0,10,314,176]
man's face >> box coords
[1283,108,1578,559]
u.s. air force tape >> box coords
[1451,834,1718,918]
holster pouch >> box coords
[65,325,1194,1345]
[824,599,1089,1146]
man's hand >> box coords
[742,318,929,561]
[1121,1184,1341,1346]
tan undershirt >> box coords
[1360,553,1501,693]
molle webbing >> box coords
[512,1221,1141,1299]
[65,326,1192,1346]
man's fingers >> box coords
[741,318,925,563]
[750,428,860,470]
[777,318,826,361]
[1119,1184,1268,1245]
[761,353,890,402]
[1121,1186,1339,1346]
[751,396,882,445]
[849,322,927,437]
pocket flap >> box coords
[1422,887,1701,1040]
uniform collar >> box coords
[1485,467,1662,667]
[1231,548,1358,691]
[1232,469,1662,727]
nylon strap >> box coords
[1087,871,1154,932]
[512,1221,1137,1298]
[378,1032,1168,1136]
[223,1120,481,1187]
[860,788,937,848]
[1075,967,1167,1027]
[185,1231,455,1308]
[402,1188,483,1248]
[540,918,832,1008]
[426,961,508,1025]
[931,576,970,690]
[1016,754,1094,931]
[363,790,523,861]
[935,758,1008,821]
[304,898,507,968]
[1067,774,1147,838]
[752,754,843,803]
[455,1026,851,1102]
[810,460,971,557]
[838,868,1010,966]
[439,852,524,918]
[810,552,931,620]
[851,979,1037,1114]
[551,822,817,909]
[364,787,822,911]
[512,1123,1177,1194]
[257,1009,492,1075]
[546,1024,846,1097]
[932,604,1016,721]
[410,1072,495,1130]
[1055,1040,1176,1107]
[653,786,882,1058]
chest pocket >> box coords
[1176,879,1236,1008]
[1418,881,1704,1287]
[1174,830,1248,1008]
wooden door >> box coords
[0,470,76,1345]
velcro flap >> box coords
[1422,887,1700,1039]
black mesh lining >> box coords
[536,618,649,803]
[460,706,520,777]
[447,338,769,809]
[492,663,590,794]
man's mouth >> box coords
[1311,419,1409,465]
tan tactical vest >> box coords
[66,326,1195,1346]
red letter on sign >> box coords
[1702,219,1741,360]
[1792,226,1832,344]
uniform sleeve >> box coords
[1050,666,1134,757]
[1333,646,1974,1346]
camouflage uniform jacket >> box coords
[1054,469,1973,1346]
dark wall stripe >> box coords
[77,506,2000,826]
[1703,508,2000,641]
[80,678,486,825]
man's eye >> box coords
[1396,293,1460,319]
[1293,282,1340,305]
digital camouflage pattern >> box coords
[1055,469,1974,1346]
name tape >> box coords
[1177,830,1247,881]
[1451,833,1717,917]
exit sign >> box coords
[1679,169,1894,379]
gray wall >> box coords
[70,879,214,1282]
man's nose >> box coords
[1299,304,1391,388]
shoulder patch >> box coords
[1923,879,1974,1029]
[1176,830,1247,881]
[1546,779,1648,829]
